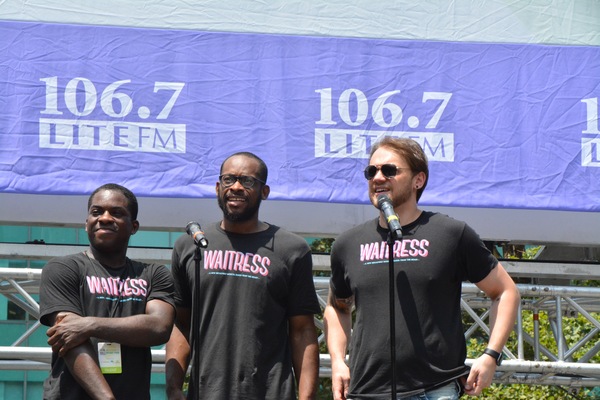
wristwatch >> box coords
[483,348,503,366]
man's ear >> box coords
[261,184,270,200]
[414,172,426,189]
[131,220,140,235]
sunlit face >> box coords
[85,190,138,252]
[216,155,268,222]
[367,146,418,209]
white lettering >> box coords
[314,128,454,161]
[582,138,600,167]
[39,118,186,153]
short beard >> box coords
[218,196,262,222]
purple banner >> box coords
[1,20,599,211]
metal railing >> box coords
[1,243,599,388]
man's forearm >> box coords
[289,315,319,400]
[295,342,319,399]
[293,331,319,399]
[488,287,521,350]
[64,341,115,400]
[323,305,352,364]
[88,314,171,346]
[165,324,191,398]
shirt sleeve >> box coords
[170,235,194,308]
[329,237,353,299]
[459,223,498,283]
[287,243,321,316]
[39,257,85,326]
[147,263,176,307]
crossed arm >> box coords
[46,299,175,400]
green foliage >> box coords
[571,279,600,288]
[476,383,596,399]
[318,378,333,399]
[310,238,335,254]
[494,244,543,260]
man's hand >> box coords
[47,312,91,357]
[331,358,350,400]
[324,292,353,400]
[462,354,497,396]
[166,386,187,400]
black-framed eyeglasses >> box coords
[219,174,265,189]
[363,164,408,180]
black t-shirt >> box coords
[39,252,174,400]
[171,222,321,400]
[330,212,497,399]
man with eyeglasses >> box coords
[323,137,520,400]
[165,152,320,400]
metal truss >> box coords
[1,244,599,389]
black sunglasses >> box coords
[363,164,407,180]
[219,174,265,189]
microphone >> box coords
[186,221,209,247]
[377,195,402,240]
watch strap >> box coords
[483,347,502,366]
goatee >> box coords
[218,195,262,222]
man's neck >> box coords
[398,204,422,226]
[220,218,269,234]
[86,248,128,269]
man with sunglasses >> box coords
[324,137,520,400]
[165,152,320,400]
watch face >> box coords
[496,354,503,366]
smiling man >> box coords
[323,137,520,400]
[166,152,320,400]
[39,183,175,400]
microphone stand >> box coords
[387,229,401,400]
[190,242,206,400]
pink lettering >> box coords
[86,276,148,298]
[360,238,430,262]
[241,253,251,272]
[204,250,270,277]
[250,254,261,274]
[100,277,111,295]
[137,279,148,297]
[111,278,120,296]
[225,250,236,270]
[359,243,371,261]
[123,279,133,296]
[204,250,221,270]
[233,252,244,271]
[260,256,270,276]
[419,239,429,257]
[86,276,103,293]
